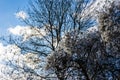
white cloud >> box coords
[15,11,28,20]
[8,25,25,35]
[8,25,47,41]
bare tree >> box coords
[21,0,96,56]
[69,0,96,30]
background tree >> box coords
[20,0,96,56]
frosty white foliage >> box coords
[0,43,21,62]
[87,26,98,32]
[85,0,114,17]
[15,11,28,20]
[114,0,120,6]
[95,0,113,10]
[61,26,98,45]
[8,25,47,41]
[0,43,23,79]
[0,43,47,80]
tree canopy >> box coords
[0,0,120,80]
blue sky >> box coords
[0,0,29,35]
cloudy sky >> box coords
[0,0,29,35]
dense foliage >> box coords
[46,1,120,80]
